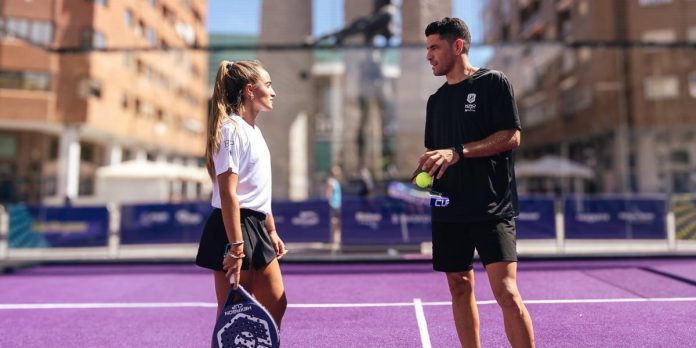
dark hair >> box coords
[424,17,471,54]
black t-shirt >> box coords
[424,68,521,222]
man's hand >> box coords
[418,148,461,179]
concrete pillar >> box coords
[395,0,451,177]
[56,125,81,201]
[259,0,313,199]
[288,112,308,201]
[329,74,344,165]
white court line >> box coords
[413,298,432,348]
[2,297,696,310]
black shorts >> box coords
[195,208,277,272]
[432,217,518,272]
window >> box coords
[671,150,690,165]
[124,9,133,27]
[86,0,108,6]
[29,20,53,45]
[81,143,95,163]
[134,98,142,115]
[0,71,22,89]
[690,72,696,98]
[557,10,572,40]
[146,27,156,46]
[135,21,144,38]
[0,70,51,91]
[122,52,132,67]
[1,17,53,45]
[81,28,106,48]
[24,72,51,90]
[43,176,57,196]
[688,27,696,42]
[642,29,676,43]
[48,138,58,160]
[122,149,133,161]
[77,78,102,98]
[5,17,29,38]
[644,76,679,100]
[0,134,17,158]
[78,177,94,196]
[639,0,672,6]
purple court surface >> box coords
[1,258,696,347]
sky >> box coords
[206,0,492,65]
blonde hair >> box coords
[205,60,263,180]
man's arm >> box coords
[419,129,521,179]
[461,128,520,158]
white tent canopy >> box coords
[95,160,211,204]
[515,155,594,179]
[97,160,210,181]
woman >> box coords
[196,60,287,333]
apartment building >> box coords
[484,0,696,194]
[0,0,208,204]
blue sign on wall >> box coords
[120,202,212,244]
[22,205,109,247]
[340,197,431,245]
[516,197,556,239]
[272,200,331,243]
[564,196,667,239]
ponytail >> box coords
[205,60,264,180]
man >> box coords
[418,17,535,347]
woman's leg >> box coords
[251,258,287,327]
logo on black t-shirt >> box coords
[465,93,477,112]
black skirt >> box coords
[195,208,277,271]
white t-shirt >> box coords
[211,115,272,214]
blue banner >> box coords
[120,202,212,244]
[564,196,667,239]
[271,200,331,243]
[340,197,431,245]
[516,197,556,239]
[12,205,109,247]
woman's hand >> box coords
[268,231,287,259]
[222,247,244,288]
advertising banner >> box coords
[271,200,331,243]
[340,197,431,245]
[9,205,110,247]
[516,197,556,239]
[564,196,667,239]
[120,202,212,244]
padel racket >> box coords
[387,181,450,207]
[213,248,280,347]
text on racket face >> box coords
[225,303,253,316]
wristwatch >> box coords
[453,143,464,159]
